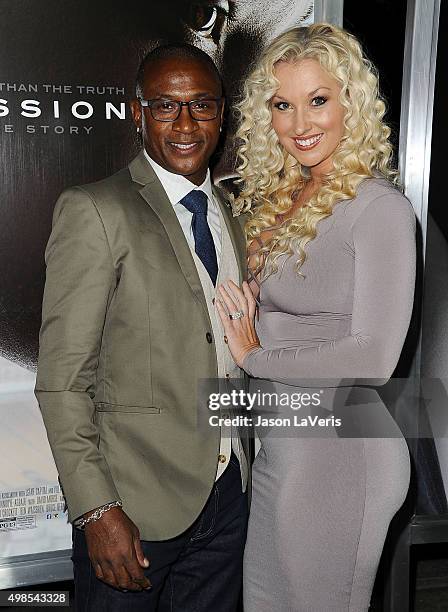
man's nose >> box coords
[172,105,199,133]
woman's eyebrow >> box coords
[307,86,332,96]
[272,86,332,100]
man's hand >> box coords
[84,506,151,592]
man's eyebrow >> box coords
[149,92,218,99]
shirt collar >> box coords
[143,149,214,207]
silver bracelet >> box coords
[74,500,123,530]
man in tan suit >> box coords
[35,44,249,611]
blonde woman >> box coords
[216,24,416,611]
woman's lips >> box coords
[293,133,323,151]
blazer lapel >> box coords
[213,186,247,283]
[129,151,210,319]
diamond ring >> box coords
[229,310,244,320]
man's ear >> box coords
[130,99,142,130]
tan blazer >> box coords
[35,151,247,541]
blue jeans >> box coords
[72,454,248,611]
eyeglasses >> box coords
[138,97,223,122]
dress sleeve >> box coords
[242,193,416,387]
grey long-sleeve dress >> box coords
[242,178,416,612]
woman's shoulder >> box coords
[356,175,404,201]
[347,177,415,231]
[345,176,415,226]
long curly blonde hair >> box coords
[233,23,398,277]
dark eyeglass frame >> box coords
[138,97,223,122]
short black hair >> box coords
[135,44,222,98]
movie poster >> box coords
[0,1,314,566]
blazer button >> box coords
[206,332,213,344]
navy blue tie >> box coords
[180,190,218,285]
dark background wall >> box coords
[344,0,408,161]
[428,0,447,241]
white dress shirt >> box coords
[144,150,221,259]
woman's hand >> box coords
[216,280,261,368]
